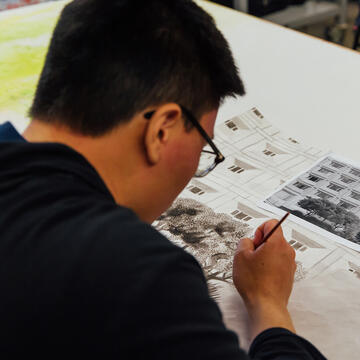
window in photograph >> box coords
[225,120,238,131]
[330,161,345,169]
[340,176,355,184]
[350,168,360,177]
[277,190,294,201]
[339,201,356,210]
[350,191,360,201]
[327,183,344,192]
[263,150,276,157]
[318,167,334,175]
[231,210,252,221]
[316,190,333,200]
[228,165,244,174]
[294,182,310,190]
[308,175,321,182]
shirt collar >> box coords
[0,122,25,142]
[0,121,115,203]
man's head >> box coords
[26,0,245,222]
[29,0,244,132]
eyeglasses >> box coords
[144,105,225,177]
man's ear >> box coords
[143,103,182,165]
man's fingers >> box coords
[253,219,286,248]
[253,219,277,246]
[263,219,284,241]
[265,224,285,244]
[255,219,276,237]
[236,237,255,253]
[253,228,264,248]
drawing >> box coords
[210,107,329,206]
[294,261,306,282]
[185,179,217,196]
[155,198,249,285]
[348,261,360,279]
[263,155,360,250]
[289,270,360,360]
[152,106,360,360]
[214,200,270,232]
[289,229,326,252]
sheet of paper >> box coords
[289,270,360,360]
[259,154,360,252]
[154,106,360,358]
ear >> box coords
[143,103,182,165]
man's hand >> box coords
[232,219,297,340]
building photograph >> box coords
[265,156,360,245]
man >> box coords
[0,0,325,358]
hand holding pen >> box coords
[253,212,290,249]
[232,213,296,341]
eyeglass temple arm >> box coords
[181,108,224,161]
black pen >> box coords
[262,212,290,242]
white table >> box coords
[198,0,360,162]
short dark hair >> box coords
[29,0,245,136]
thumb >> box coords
[236,237,255,254]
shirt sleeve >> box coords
[132,244,249,359]
[249,328,327,359]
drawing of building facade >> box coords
[212,107,329,205]
[156,107,360,359]
[186,179,217,196]
[267,156,360,216]
[348,261,360,279]
[289,229,326,252]
[230,202,267,227]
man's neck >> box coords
[22,119,154,222]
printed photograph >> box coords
[264,155,360,246]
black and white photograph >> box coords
[261,155,360,251]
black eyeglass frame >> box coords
[144,105,225,177]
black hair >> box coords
[29,0,245,136]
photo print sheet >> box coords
[260,154,360,252]
[153,106,360,358]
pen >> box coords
[262,212,290,242]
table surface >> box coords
[197,1,360,162]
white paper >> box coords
[154,107,360,357]
[289,270,360,360]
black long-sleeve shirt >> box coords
[0,122,326,359]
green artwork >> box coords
[0,0,68,126]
